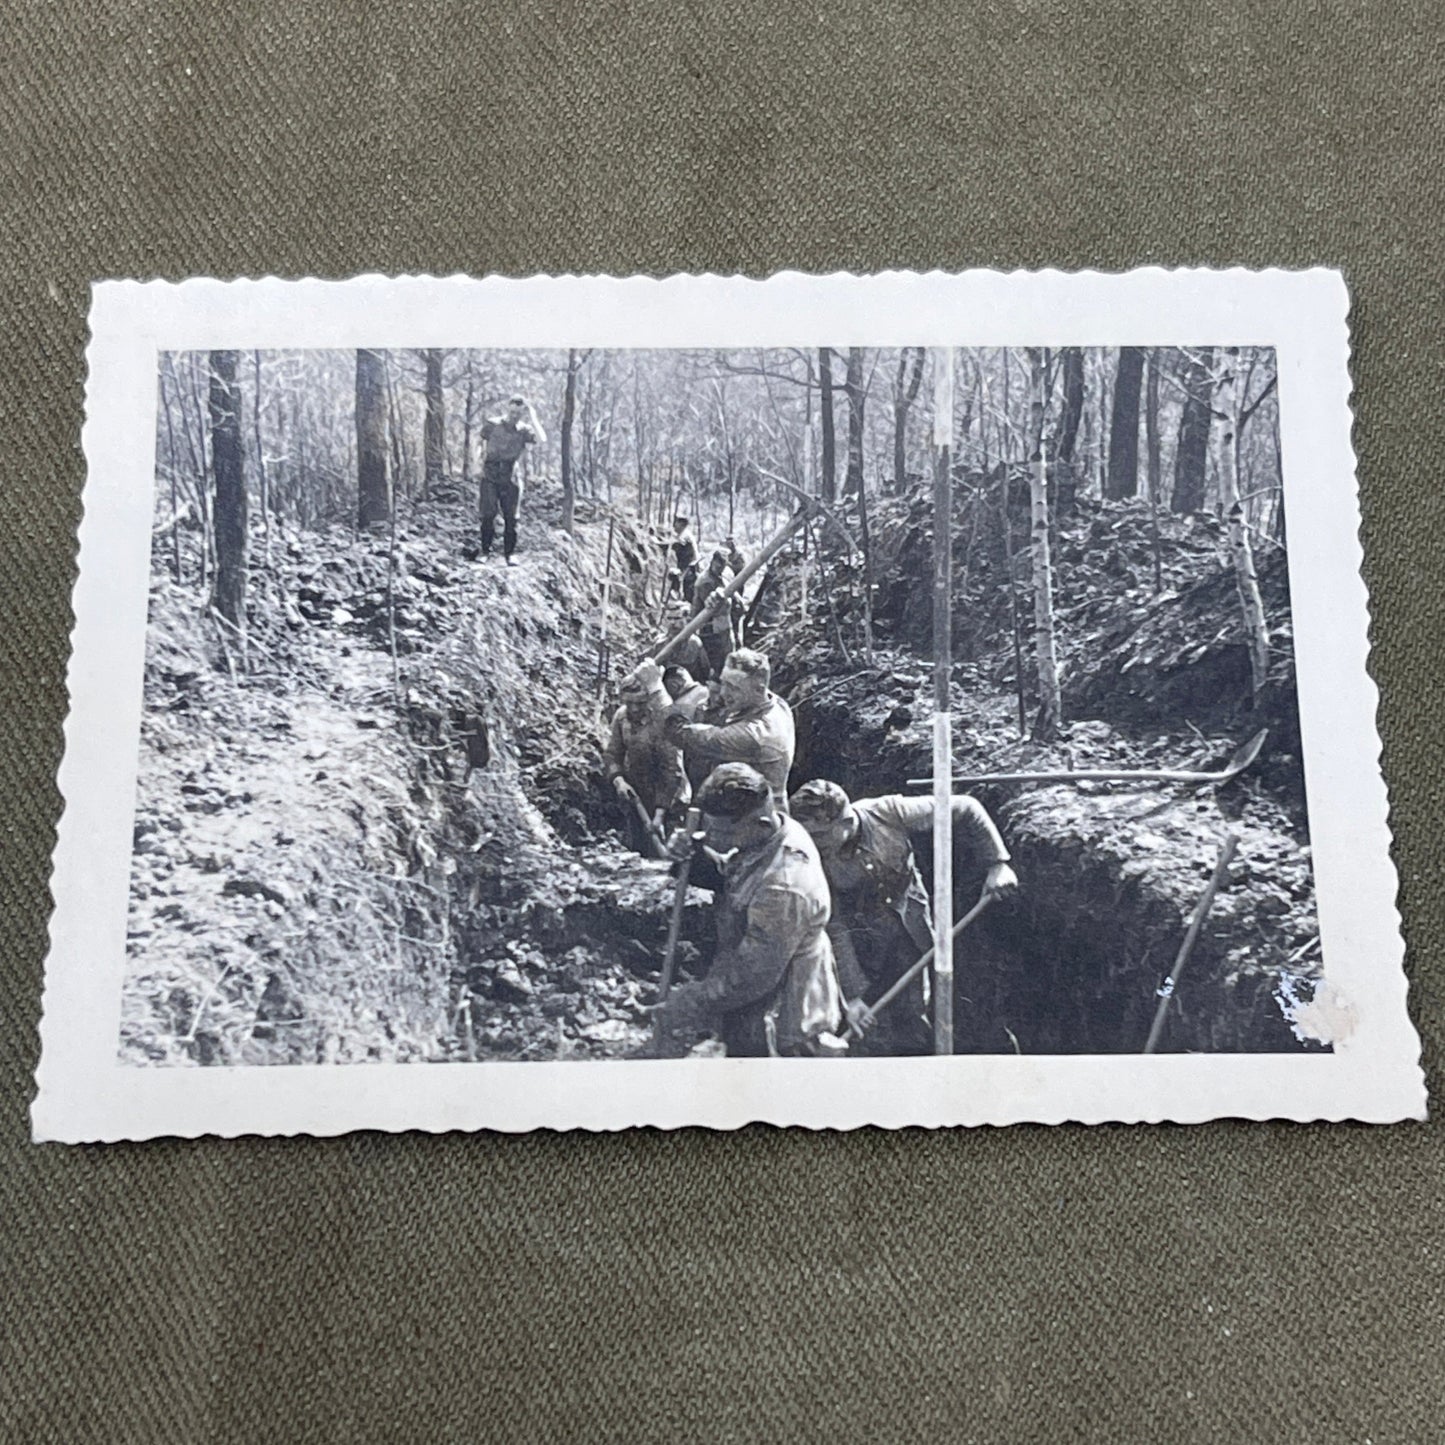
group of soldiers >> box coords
[602,538,1019,1057]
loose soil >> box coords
[122,480,1323,1064]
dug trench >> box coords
[392,491,1322,1060]
[122,486,1324,1065]
[784,614,1321,1053]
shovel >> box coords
[621,787,668,861]
[656,807,704,1019]
[846,892,996,1041]
[906,728,1268,791]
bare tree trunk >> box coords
[713,380,735,536]
[1093,351,1110,496]
[1106,347,1144,500]
[1214,350,1270,703]
[188,355,213,587]
[1173,347,1213,513]
[1145,348,1163,593]
[208,350,247,666]
[159,360,184,582]
[1054,346,1085,464]
[818,347,836,504]
[252,351,272,563]
[892,346,924,492]
[996,352,1028,736]
[857,459,874,662]
[1027,348,1061,740]
[843,346,866,497]
[560,348,579,534]
[929,347,955,1057]
[461,359,475,489]
[800,421,814,621]
[580,362,594,500]
[356,348,391,532]
[423,348,445,496]
[632,357,647,522]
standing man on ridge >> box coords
[665,514,700,604]
[479,393,546,565]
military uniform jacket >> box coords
[691,568,736,637]
[479,416,537,464]
[702,815,842,1052]
[823,795,1011,990]
[670,692,795,809]
[603,702,689,815]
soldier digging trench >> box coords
[603,659,689,858]
[790,779,1019,1055]
[649,763,847,1058]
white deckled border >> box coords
[32,269,1425,1141]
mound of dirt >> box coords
[121,494,705,1067]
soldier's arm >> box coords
[668,713,763,764]
[952,794,1011,864]
[873,794,1010,864]
[654,737,690,812]
[523,403,547,444]
[602,713,626,781]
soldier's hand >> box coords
[612,776,634,799]
[663,826,695,863]
[983,863,1019,900]
[646,982,711,1037]
[843,997,875,1035]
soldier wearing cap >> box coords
[603,659,688,854]
[650,763,845,1058]
[662,647,794,810]
[790,779,1018,1053]
[691,540,746,679]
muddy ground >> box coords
[121,482,1324,1065]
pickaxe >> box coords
[649,494,856,666]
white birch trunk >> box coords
[1214,351,1271,703]
[930,347,955,1055]
[1028,349,1062,739]
[800,421,814,621]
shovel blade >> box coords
[1225,728,1269,778]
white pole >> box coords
[801,421,815,618]
[931,347,955,1056]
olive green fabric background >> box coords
[3,3,1441,1440]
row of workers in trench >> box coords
[604,644,1020,1057]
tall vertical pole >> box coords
[801,420,815,619]
[931,347,955,1056]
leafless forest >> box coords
[124,344,1318,1066]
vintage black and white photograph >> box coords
[33,271,1422,1138]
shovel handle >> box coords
[847,892,995,1041]
[656,808,703,1009]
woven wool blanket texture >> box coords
[3,3,1442,1440]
